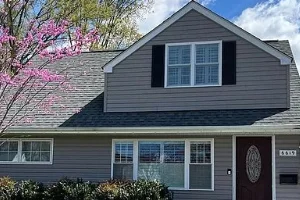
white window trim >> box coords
[0,138,54,165]
[111,138,214,191]
[164,41,222,88]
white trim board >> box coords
[232,135,276,200]
[103,1,292,73]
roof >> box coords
[103,1,292,73]
[9,40,299,129]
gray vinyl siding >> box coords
[0,135,232,200]
[105,10,289,112]
[275,135,300,200]
[0,136,112,183]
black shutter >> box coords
[222,41,236,85]
[151,45,165,87]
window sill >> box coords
[165,84,221,89]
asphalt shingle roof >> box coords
[12,40,300,128]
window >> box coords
[113,142,133,180]
[112,139,214,190]
[138,142,185,188]
[189,141,213,189]
[21,141,51,163]
[0,139,53,164]
[166,41,221,87]
[167,45,191,86]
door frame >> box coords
[232,135,276,200]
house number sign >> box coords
[279,150,297,157]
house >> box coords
[0,1,299,200]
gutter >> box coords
[4,125,300,136]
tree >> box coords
[0,0,98,135]
[60,0,152,50]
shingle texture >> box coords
[12,41,300,128]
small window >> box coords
[166,41,221,87]
[113,142,133,180]
[0,139,53,164]
[189,141,213,189]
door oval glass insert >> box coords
[246,145,261,183]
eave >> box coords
[5,125,300,136]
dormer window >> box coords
[165,41,222,88]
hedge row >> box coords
[0,177,173,200]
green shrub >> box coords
[127,180,172,200]
[0,177,172,200]
[97,180,130,200]
[45,178,97,200]
[14,180,45,200]
[97,180,172,200]
[0,177,16,200]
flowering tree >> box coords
[0,0,98,135]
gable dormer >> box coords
[103,1,292,113]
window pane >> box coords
[22,142,31,151]
[168,45,190,65]
[0,141,9,151]
[31,151,40,161]
[9,142,18,151]
[41,152,50,162]
[195,64,219,85]
[196,44,219,63]
[22,152,31,162]
[139,142,160,163]
[138,163,184,188]
[113,164,133,180]
[32,142,40,151]
[41,142,50,151]
[168,65,191,86]
[0,152,8,161]
[190,142,211,164]
[8,152,18,162]
[0,141,18,162]
[164,142,185,163]
[114,142,133,163]
[138,141,185,188]
[189,164,212,189]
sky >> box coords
[137,0,300,69]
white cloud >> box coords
[234,0,300,68]
[137,0,215,34]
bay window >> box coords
[166,41,222,87]
[112,139,214,190]
[0,139,53,164]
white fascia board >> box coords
[103,2,292,73]
[5,125,300,135]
